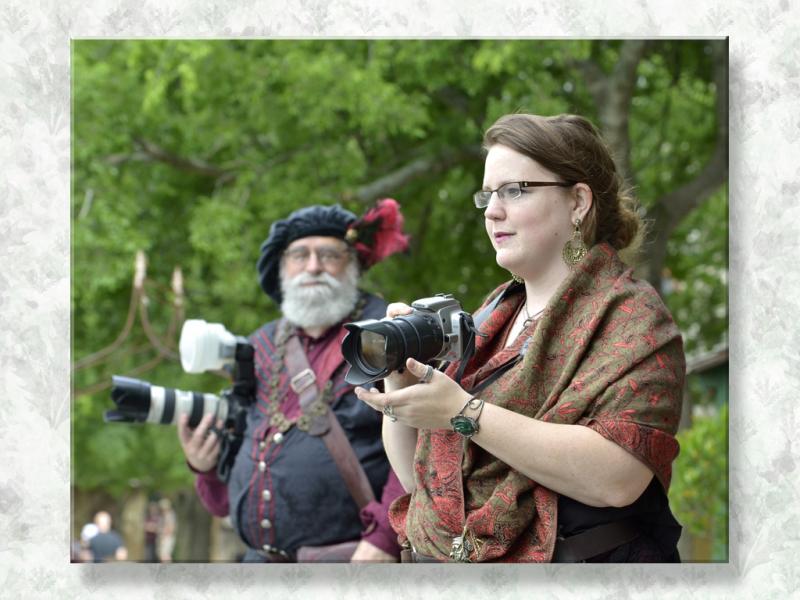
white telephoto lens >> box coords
[179,319,237,373]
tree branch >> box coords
[104,138,241,184]
[643,41,728,287]
[342,145,484,204]
[133,137,239,180]
[657,42,728,227]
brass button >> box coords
[258,461,266,472]
[258,440,267,451]
[260,518,272,529]
[273,432,284,444]
[262,544,272,552]
[262,489,272,501]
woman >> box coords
[355,113,685,563]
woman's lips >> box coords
[493,232,514,244]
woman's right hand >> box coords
[382,302,421,391]
[177,412,222,473]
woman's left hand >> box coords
[355,358,472,430]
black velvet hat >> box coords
[256,204,357,304]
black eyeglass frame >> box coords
[473,180,575,208]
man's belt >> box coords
[254,545,293,563]
[254,541,360,563]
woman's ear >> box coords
[572,183,593,222]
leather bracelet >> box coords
[450,396,484,438]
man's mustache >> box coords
[288,273,339,288]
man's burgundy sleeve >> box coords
[192,466,230,518]
[358,468,405,556]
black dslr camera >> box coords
[341,293,478,386]
[105,320,255,482]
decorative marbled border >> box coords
[1,0,797,598]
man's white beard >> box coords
[280,261,360,331]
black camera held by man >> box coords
[341,293,480,386]
[104,320,255,482]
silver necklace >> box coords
[522,302,545,328]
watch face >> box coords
[450,415,478,437]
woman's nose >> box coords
[483,192,505,220]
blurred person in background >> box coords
[177,202,409,562]
[156,498,176,562]
[143,500,160,562]
[88,511,127,562]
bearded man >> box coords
[177,202,408,562]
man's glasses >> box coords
[473,181,574,209]
[283,246,351,267]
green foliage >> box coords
[72,40,727,502]
[669,404,729,560]
[663,186,728,355]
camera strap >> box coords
[467,355,523,396]
[455,284,524,393]
[453,312,484,386]
[283,329,376,510]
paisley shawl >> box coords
[389,243,685,562]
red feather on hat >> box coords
[346,198,410,268]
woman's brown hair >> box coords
[483,113,642,255]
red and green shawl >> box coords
[389,243,685,562]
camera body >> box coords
[407,294,470,363]
[342,293,475,386]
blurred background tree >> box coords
[71,39,728,561]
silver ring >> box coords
[382,404,397,422]
[419,365,435,384]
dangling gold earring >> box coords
[510,273,524,284]
[562,218,588,267]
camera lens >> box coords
[342,312,446,386]
[359,330,388,370]
[105,375,228,426]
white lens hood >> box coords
[179,319,237,373]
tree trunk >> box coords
[173,488,212,561]
[119,488,148,561]
[210,516,248,562]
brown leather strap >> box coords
[552,518,640,562]
[283,328,376,510]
